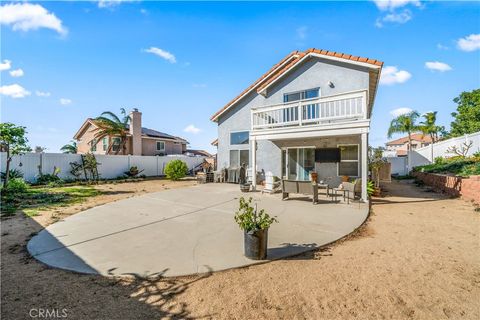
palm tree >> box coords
[419,111,444,143]
[60,141,77,154]
[93,108,131,155]
[387,111,420,152]
[388,111,420,171]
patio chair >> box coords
[331,179,361,203]
[282,180,318,204]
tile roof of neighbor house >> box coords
[186,149,213,157]
[74,119,188,143]
[386,133,433,145]
[210,48,384,122]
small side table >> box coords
[317,183,330,198]
[331,188,350,204]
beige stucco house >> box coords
[386,133,432,157]
[73,109,188,156]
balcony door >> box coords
[282,147,315,181]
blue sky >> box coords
[1,1,479,153]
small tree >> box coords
[0,123,31,188]
[368,146,387,188]
[164,159,188,180]
[449,89,480,137]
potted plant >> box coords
[234,197,278,260]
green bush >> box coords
[413,156,480,177]
[164,160,188,180]
[1,169,24,181]
[3,178,28,194]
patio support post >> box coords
[251,136,257,190]
[361,132,368,202]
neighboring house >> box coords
[74,108,188,156]
[210,48,384,201]
[385,133,433,157]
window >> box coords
[230,131,249,145]
[112,137,121,152]
[90,139,97,152]
[338,145,359,176]
[156,141,165,151]
[229,149,249,167]
[283,88,320,103]
[102,137,108,151]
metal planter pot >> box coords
[244,228,268,260]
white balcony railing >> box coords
[251,90,367,130]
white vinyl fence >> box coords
[0,152,206,183]
[386,132,480,175]
[411,132,480,164]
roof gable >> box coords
[210,48,383,122]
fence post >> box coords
[156,155,159,176]
[430,143,434,163]
[128,155,131,169]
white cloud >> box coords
[296,26,308,40]
[375,9,412,27]
[0,59,11,71]
[425,61,452,72]
[60,98,72,105]
[437,43,449,50]
[373,0,421,11]
[143,47,177,63]
[192,83,207,88]
[0,3,67,35]
[36,90,51,97]
[184,124,201,134]
[9,68,24,77]
[0,84,31,98]
[380,66,412,85]
[457,34,480,52]
[390,107,413,117]
[98,0,134,8]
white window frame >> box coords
[112,137,121,152]
[229,149,249,167]
[90,138,97,152]
[337,144,360,177]
[230,130,250,145]
[283,87,321,103]
[102,137,108,151]
[156,141,165,151]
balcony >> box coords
[251,90,368,131]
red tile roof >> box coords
[210,48,383,121]
[386,133,433,145]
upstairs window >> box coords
[230,131,249,145]
[284,88,320,103]
[102,137,108,151]
[90,138,97,152]
[112,137,121,152]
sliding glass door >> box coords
[282,147,315,181]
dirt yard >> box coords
[1,179,479,320]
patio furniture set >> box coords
[281,179,361,204]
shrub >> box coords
[36,167,63,186]
[3,178,28,194]
[1,169,24,181]
[164,160,188,180]
[234,197,277,232]
[124,166,144,178]
[434,157,445,165]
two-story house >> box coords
[210,48,383,201]
[74,108,188,156]
[385,133,433,156]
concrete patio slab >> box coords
[27,184,369,277]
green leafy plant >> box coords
[366,180,375,198]
[61,140,78,154]
[0,122,32,188]
[234,197,278,232]
[36,167,63,186]
[413,156,480,177]
[2,178,28,194]
[164,159,188,180]
[124,166,144,178]
[93,108,131,155]
[1,169,23,181]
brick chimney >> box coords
[129,108,142,155]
